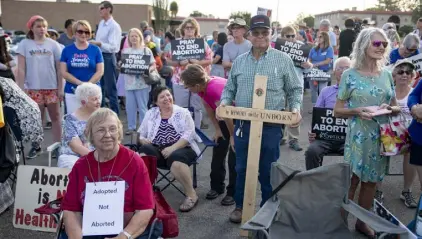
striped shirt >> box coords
[220,47,303,111]
[152,119,181,146]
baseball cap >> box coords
[143,30,152,38]
[250,15,270,30]
[394,59,415,70]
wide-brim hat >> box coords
[228,18,249,30]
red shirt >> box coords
[61,145,154,225]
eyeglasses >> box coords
[231,25,243,30]
[336,66,350,72]
[184,26,195,30]
[372,40,388,48]
[94,127,118,136]
[76,30,90,35]
[251,31,270,37]
[285,34,295,38]
[397,70,412,75]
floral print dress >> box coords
[337,68,395,182]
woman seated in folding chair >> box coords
[57,82,101,168]
[138,85,201,212]
[61,108,163,239]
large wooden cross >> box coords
[216,75,299,237]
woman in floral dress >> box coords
[334,28,401,238]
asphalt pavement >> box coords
[0,92,418,239]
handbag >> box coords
[154,188,179,238]
[379,115,411,156]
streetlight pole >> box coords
[276,0,280,24]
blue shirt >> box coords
[408,79,422,145]
[309,46,334,72]
[60,43,104,94]
[389,48,420,64]
[207,39,214,47]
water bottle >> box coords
[416,210,422,236]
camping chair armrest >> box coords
[342,200,408,235]
[241,198,279,232]
[47,142,61,167]
[47,142,61,152]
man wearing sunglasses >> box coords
[220,15,303,224]
[89,1,122,115]
[222,18,252,72]
[389,33,420,64]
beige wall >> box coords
[315,12,413,29]
[196,19,229,36]
[1,0,152,32]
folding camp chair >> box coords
[155,128,217,196]
[242,162,410,239]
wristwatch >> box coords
[122,231,133,239]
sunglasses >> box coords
[285,34,295,38]
[184,26,194,30]
[76,30,90,35]
[397,70,412,75]
[100,7,105,10]
[372,40,388,48]
[407,47,418,52]
[251,31,270,37]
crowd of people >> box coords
[0,0,422,238]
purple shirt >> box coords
[315,85,338,109]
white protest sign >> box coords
[82,181,125,236]
[13,165,71,232]
[257,7,272,18]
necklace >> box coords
[95,149,118,182]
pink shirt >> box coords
[198,76,226,110]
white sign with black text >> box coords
[82,181,125,236]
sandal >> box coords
[179,197,199,212]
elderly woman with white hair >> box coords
[382,22,400,48]
[334,28,401,238]
[57,82,102,168]
[390,33,420,64]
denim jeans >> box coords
[59,220,163,239]
[100,53,119,115]
[310,81,328,105]
[125,87,151,130]
[233,120,282,208]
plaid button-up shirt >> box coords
[221,47,303,111]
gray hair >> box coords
[403,33,420,49]
[320,19,331,27]
[85,108,123,145]
[350,28,391,71]
[333,56,351,70]
[75,82,102,103]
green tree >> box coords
[399,25,414,37]
[377,0,400,11]
[412,0,422,23]
[190,10,207,17]
[229,11,252,25]
[152,0,170,32]
[303,16,315,28]
[399,0,417,11]
[169,1,178,18]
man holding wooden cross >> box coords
[219,15,303,224]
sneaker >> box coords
[221,195,235,206]
[27,147,41,159]
[44,122,52,130]
[400,190,417,208]
[289,140,303,151]
[375,189,384,204]
[229,208,242,224]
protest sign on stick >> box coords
[171,39,205,61]
[275,39,312,68]
[311,107,347,142]
[120,54,151,75]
